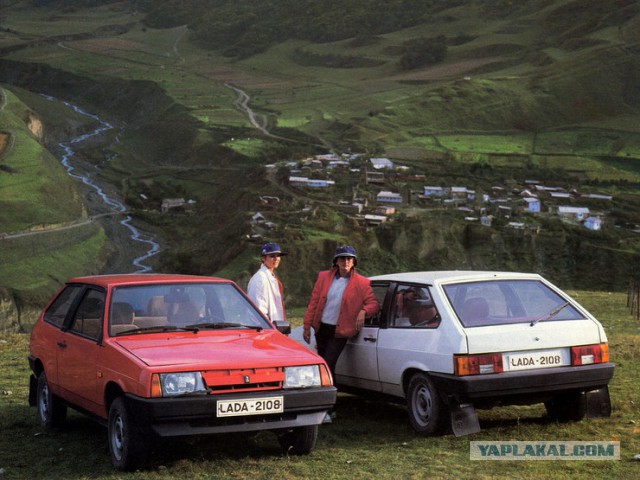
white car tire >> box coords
[407,373,447,435]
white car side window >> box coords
[391,284,439,328]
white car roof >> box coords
[369,271,544,285]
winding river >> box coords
[44,95,160,272]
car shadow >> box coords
[149,394,415,467]
[477,410,557,430]
[153,431,279,464]
[319,394,561,441]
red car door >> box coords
[56,289,104,415]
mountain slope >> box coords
[0,0,639,330]
[0,86,110,329]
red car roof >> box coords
[67,273,229,288]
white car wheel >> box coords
[407,373,447,435]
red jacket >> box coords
[303,267,380,338]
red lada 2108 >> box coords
[28,274,336,471]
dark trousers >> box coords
[315,323,348,381]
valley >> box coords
[1,0,640,329]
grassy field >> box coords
[6,1,640,150]
[2,3,639,181]
[0,291,638,479]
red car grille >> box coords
[201,367,284,394]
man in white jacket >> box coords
[247,242,287,322]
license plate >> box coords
[503,348,569,371]
[217,396,284,417]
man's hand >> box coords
[303,329,311,344]
[356,310,366,330]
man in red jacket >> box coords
[303,246,380,384]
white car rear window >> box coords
[443,280,587,327]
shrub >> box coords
[398,35,448,70]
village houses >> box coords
[272,151,616,233]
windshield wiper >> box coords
[114,325,199,335]
[115,323,264,336]
[530,302,570,327]
[185,322,263,332]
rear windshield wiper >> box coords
[186,322,263,332]
[530,302,570,327]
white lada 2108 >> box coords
[296,271,614,436]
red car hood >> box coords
[114,330,321,369]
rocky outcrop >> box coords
[26,111,43,139]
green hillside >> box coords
[1,0,640,327]
[0,88,84,230]
[0,86,109,313]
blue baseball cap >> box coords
[333,245,357,261]
[260,242,287,256]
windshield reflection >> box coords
[109,283,270,336]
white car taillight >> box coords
[454,353,504,376]
[571,343,609,365]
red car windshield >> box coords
[109,282,271,335]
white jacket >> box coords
[247,265,285,321]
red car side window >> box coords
[43,285,83,328]
[69,290,105,340]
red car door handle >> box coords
[57,341,67,348]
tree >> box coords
[398,35,448,70]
